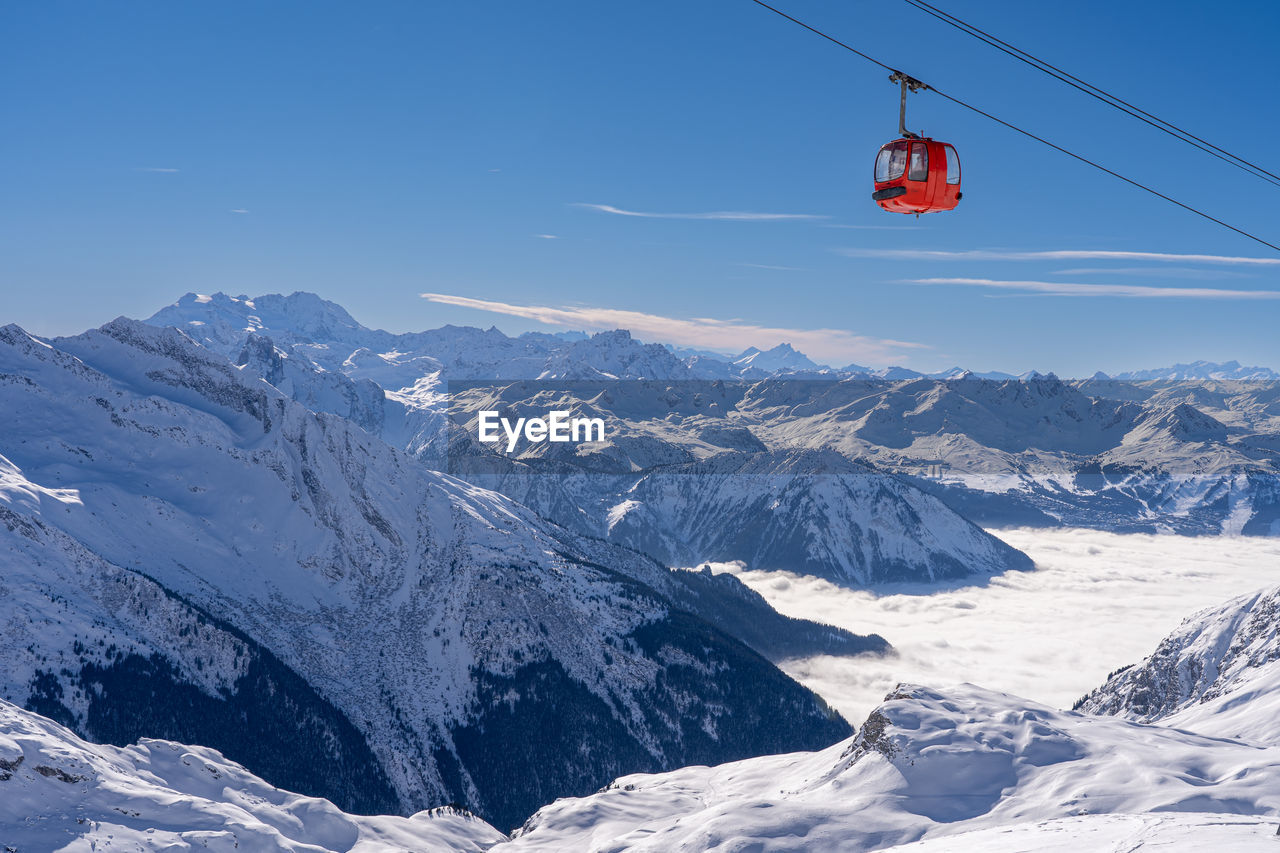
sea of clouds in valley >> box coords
[709,528,1280,723]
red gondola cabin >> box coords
[872,138,962,214]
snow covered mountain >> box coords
[732,342,819,374]
[150,291,1280,384]
[1076,583,1280,745]
[539,329,692,380]
[151,298,1035,585]
[732,375,1280,535]
[1112,360,1280,381]
[452,440,1031,585]
[0,698,505,852]
[147,292,737,382]
[498,681,1280,851]
[0,319,859,830]
[877,814,1280,852]
[449,374,1280,540]
[593,449,1029,584]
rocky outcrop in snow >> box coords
[1076,584,1280,744]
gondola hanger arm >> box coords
[888,71,928,139]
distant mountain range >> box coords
[148,292,1280,541]
[148,290,1278,381]
[1107,360,1280,381]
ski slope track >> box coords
[0,319,855,830]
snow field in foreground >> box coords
[879,812,1280,852]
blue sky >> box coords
[3,0,1279,374]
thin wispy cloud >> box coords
[840,248,1280,266]
[907,277,1280,299]
[574,203,826,221]
[534,234,558,239]
[1053,267,1252,280]
[737,263,810,271]
[419,292,926,363]
[229,208,250,214]
[136,167,180,173]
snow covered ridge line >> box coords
[441,379,1033,584]
[0,697,507,852]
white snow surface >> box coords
[0,698,505,852]
[709,528,1280,723]
[880,813,1280,852]
[499,682,1280,852]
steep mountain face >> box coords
[0,698,506,852]
[0,319,854,831]
[197,350,890,657]
[540,330,692,380]
[0,486,399,816]
[601,449,1032,583]
[442,379,1031,584]
[1076,584,1280,745]
[467,448,1030,585]
[498,682,1280,852]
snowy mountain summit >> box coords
[732,342,819,373]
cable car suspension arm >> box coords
[889,71,928,139]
